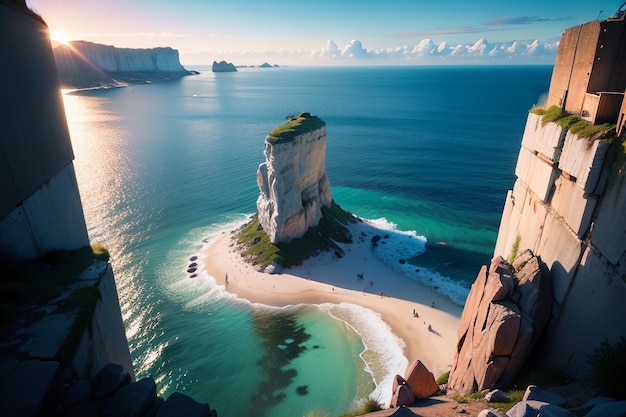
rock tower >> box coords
[256,113,333,243]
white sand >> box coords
[202,221,463,376]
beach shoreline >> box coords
[202,220,464,378]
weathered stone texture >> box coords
[448,252,551,395]
[404,360,440,399]
[256,119,332,243]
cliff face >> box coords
[493,111,625,377]
[0,3,134,412]
[0,2,89,258]
[54,40,192,89]
[256,114,333,243]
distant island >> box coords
[53,40,197,89]
[236,63,281,68]
[212,60,237,72]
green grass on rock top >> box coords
[236,200,358,268]
[268,112,326,143]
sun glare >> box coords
[51,30,71,45]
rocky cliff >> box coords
[492,110,626,378]
[0,4,217,415]
[54,40,194,89]
[448,251,552,395]
[256,113,333,243]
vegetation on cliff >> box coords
[0,245,109,325]
[267,112,326,143]
[530,105,616,140]
[236,200,358,268]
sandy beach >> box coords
[202,220,464,377]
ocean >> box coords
[62,66,552,416]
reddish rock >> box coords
[392,374,407,394]
[404,360,440,399]
[390,384,415,408]
[448,251,551,395]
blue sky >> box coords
[27,0,619,65]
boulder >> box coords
[92,363,130,399]
[523,385,566,407]
[156,392,211,417]
[390,384,415,408]
[448,251,552,395]
[583,400,626,417]
[479,409,507,417]
[506,400,575,417]
[485,389,510,403]
[101,378,156,417]
[404,360,439,399]
[392,374,408,393]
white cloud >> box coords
[180,37,558,66]
[341,40,369,59]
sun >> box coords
[50,30,71,45]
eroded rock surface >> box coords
[448,250,552,395]
[256,113,332,243]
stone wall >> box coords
[493,111,626,376]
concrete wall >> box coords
[547,21,600,112]
[494,111,626,376]
[547,19,626,115]
[0,4,89,259]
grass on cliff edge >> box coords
[530,105,616,140]
[236,200,358,268]
[267,112,326,143]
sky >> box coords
[27,0,621,66]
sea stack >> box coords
[256,112,332,243]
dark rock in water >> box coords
[212,60,237,72]
[187,267,197,273]
[371,235,381,245]
[189,255,198,261]
[399,259,406,264]
[189,274,197,278]
[296,385,309,395]
[384,234,390,239]
[188,262,197,268]
[155,391,210,417]
[312,345,320,349]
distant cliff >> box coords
[256,113,333,243]
[54,40,195,89]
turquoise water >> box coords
[62,66,552,416]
